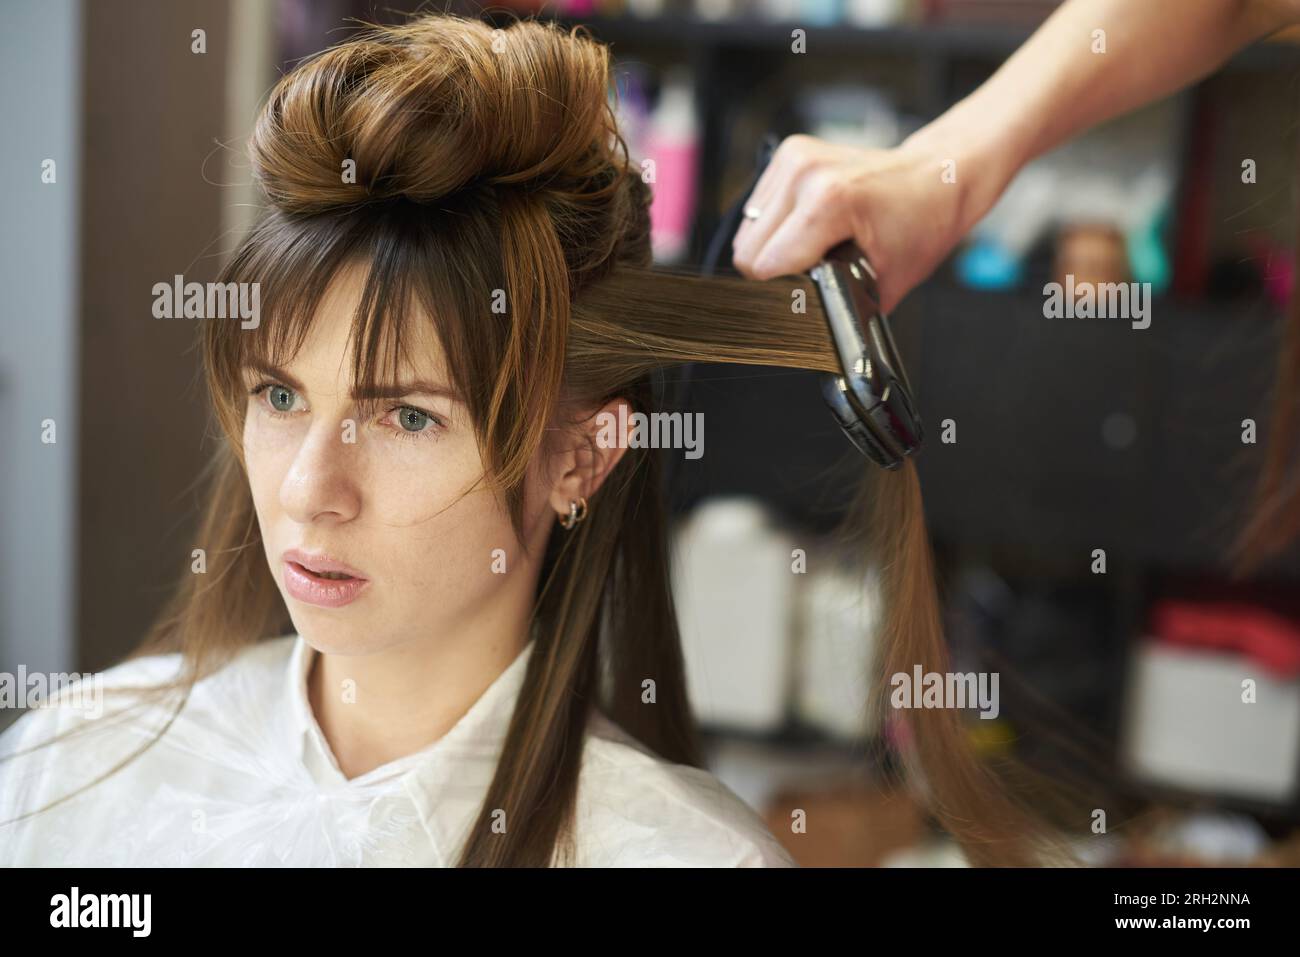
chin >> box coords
[283,597,394,657]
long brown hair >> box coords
[5,11,1098,866]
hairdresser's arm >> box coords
[732,0,1300,312]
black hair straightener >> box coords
[695,133,923,470]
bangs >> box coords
[206,194,504,444]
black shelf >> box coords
[541,12,1300,70]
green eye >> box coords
[268,385,296,412]
[397,407,430,432]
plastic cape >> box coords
[0,645,430,867]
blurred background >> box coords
[3,0,1300,866]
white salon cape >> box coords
[0,635,796,867]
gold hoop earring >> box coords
[559,496,588,529]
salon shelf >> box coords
[532,13,1300,72]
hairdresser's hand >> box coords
[730,131,1007,313]
[733,0,1300,311]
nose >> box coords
[279,418,362,525]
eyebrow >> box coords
[241,360,462,403]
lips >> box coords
[281,549,370,608]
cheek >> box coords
[398,492,515,594]
[361,434,483,526]
[242,412,292,520]
[376,446,525,602]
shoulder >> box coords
[180,634,297,710]
[0,647,186,852]
[572,711,797,867]
[0,635,295,743]
[0,648,184,752]
[0,636,294,809]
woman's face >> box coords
[239,262,616,655]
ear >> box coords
[546,396,632,521]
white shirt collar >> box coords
[283,633,537,862]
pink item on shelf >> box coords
[648,139,697,260]
[644,68,698,263]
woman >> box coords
[0,12,814,868]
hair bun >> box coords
[250,16,624,214]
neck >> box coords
[306,616,532,781]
